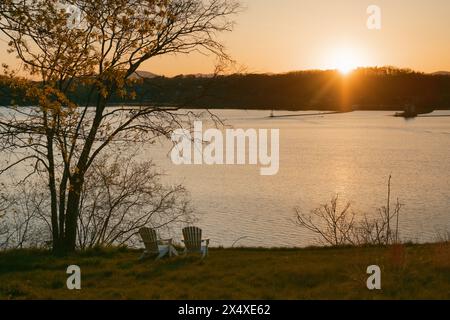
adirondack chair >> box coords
[139,227,177,260]
[182,226,210,258]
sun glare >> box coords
[337,63,355,75]
[332,48,361,75]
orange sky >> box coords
[1,0,450,76]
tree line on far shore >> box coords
[3,67,448,111]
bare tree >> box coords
[295,195,356,246]
[295,177,403,247]
[0,186,10,245]
[0,185,9,216]
[0,150,192,250]
[0,181,50,249]
[0,0,240,253]
[77,151,193,249]
[351,199,402,246]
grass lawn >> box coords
[0,243,449,299]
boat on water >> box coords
[394,104,434,118]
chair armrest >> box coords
[202,239,210,246]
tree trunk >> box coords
[45,119,61,255]
[52,238,65,255]
[64,177,83,252]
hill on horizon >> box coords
[128,71,159,79]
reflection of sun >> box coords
[332,48,361,75]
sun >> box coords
[331,48,361,75]
[337,62,355,75]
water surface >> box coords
[148,110,450,247]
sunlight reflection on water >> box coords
[146,110,450,247]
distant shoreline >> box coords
[72,103,450,112]
[3,105,450,115]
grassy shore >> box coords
[0,243,449,300]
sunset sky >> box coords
[1,0,450,76]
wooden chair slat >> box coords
[139,227,159,254]
[182,226,208,258]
